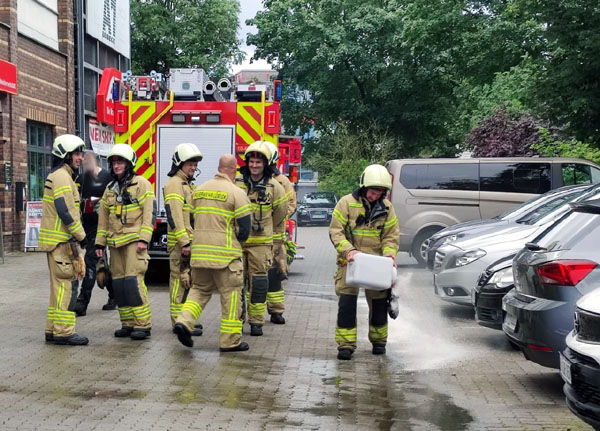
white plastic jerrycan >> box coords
[345,252,397,290]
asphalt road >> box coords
[0,226,592,430]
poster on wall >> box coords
[86,0,130,58]
[24,201,43,249]
[89,119,115,156]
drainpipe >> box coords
[74,0,86,142]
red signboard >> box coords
[0,60,18,95]
[96,67,122,124]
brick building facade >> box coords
[0,0,76,252]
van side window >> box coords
[561,163,600,185]
[399,163,478,190]
[480,163,551,194]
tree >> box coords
[467,108,543,157]
[248,0,549,156]
[130,0,243,76]
[310,124,401,196]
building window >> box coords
[84,68,98,113]
[27,121,53,201]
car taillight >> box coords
[537,260,597,286]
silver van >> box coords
[385,157,600,265]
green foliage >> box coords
[130,0,243,76]
[532,129,600,165]
[309,125,400,196]
[248,0,600,154]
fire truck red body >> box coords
[96,67,301,259]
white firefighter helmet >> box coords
[264,141,280,165]
[172,143,203,166]
[360,164,392,190]
[107,143,137,166]
[51,134,85,159]
[244,141,272,163]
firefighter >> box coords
[95,143,156,340]
[164,143,203,336]
[173,154,252,351]
[39,134,89,345]
[328,164,399,360]
[74,151,116,316]
[236,141,287,336]
[264,141,297,324]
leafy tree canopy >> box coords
[131,0,243,76]
[248,0,545,155]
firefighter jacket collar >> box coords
[175,168,193,184]
[51,162,77,181]
[351,188,389,226]
[214,172,234,183]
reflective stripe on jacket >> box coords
[164,169,194,249]
[329,193,399,259]
[96,175,156,248]
[38,164,86,251]
[235,175,287,247]
[191,172,252,269]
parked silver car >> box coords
[503,199,600,368]
[426,185,589,269]
[433,184,600,305]
[560,288,600,429]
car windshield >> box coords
[302,193,337,208]
[495,186,586,220]
[534,199,600,252]
[515,190,587,224]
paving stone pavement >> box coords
[0,226,593,430]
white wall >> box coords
[17,0,59,50]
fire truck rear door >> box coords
[156,125,235,216]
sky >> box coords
[233,0,272,73]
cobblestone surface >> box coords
[0,226,592,430]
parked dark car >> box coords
[503,198,600,368]
[297,192,338,226]
[473,254,516,330]
[560,289,600,430]
[426,185,590,269]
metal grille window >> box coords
[27,122,53,201]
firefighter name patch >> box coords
[195,190,228,201]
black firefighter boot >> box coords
[102,297,117,310]
[54,333,89,346]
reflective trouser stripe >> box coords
[266,290,284,303]
[181,300,203,320]
[119,306,134,320]
[369,324,388,343]
[335,327,357,344]
[170,279,183,318]
[248,301,266,316]
[50,282,76,325]
[132,302,152,320]
[46,251,77,336]
[220,319,243,334]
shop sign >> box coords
[89,119,115,156]
[0,60,18,95]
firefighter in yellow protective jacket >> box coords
[95,144,156,340]
[173,154,252,351]
[164,143,204,336]
[264,141,296,324]
[329,164,399,360]
[40,134,89,345]
[236,141,287,336]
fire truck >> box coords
[96,67,302,260]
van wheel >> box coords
[411,228,442,267]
